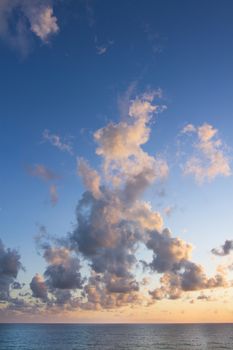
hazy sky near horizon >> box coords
[1,0,233,323]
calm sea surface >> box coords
[0,323,233,349]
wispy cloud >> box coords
[49,184,58,206]
[182,123,231,183]
[27,164,59,205]
[95,38,114,55]
[27,164,59,181]
[164,205,176,217]
[42,129,73,155]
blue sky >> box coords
[0,0,233,322]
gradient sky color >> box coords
[0,0,233,323]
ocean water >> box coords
[0,323,233,349]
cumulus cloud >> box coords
[41,242,83,290]
[30,237,84,307]
[211,240,233,256]
[27,91,168,310]
[26,4,58,42]
[182,123,231,183]
[145,228,228,300]
[145,228,193,273]
[149,261,228,300]
[30,274,48,301]
[42,129,73,155]
[94,91,168,187]
[5,91,230,315]
[0,239,22,301]
[0,0,58,54]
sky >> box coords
[0,0,233,323]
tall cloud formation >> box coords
[0,0,58,53]
[182,123,231,183]
[2,92,230,314]
[28,92,167,310]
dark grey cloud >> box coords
[145,228,192,273]
[30,237,83,306]
[11,281,23,290]
[105,275,139,294]
[71,190,140,279]
[30,274,48,301]
[149,260,227,301]
[211,240,233,256]
[0,239,22,301]
[44,258,83,290]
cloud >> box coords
[27,165,59,206]
[145,228,193,273]
[94,91,168,186]
[26,4,58,42]
[0,0,58,54]
[211,240,233,256]
[0,239,22,301]
[145,228,228,300]
[197,293,215,302]
[77,158,101,199]
[5,91,231,316]
[27,91,168,310]
[149,261,227,300]
[117,82,138,121]
[40,242,84,290]
[30,274,48,301]
[30,237,84,306]
[95,39,114,55]
[96,45,107,55]
[11,281,23,290]
[182,123,231,183]
[164,205,176,217]
[27,164,59,181]
[81,274,142,310]
[42,129,73,155]
[49,184,58,206]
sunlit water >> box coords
[0,323,233,349]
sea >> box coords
[0,323,233,349]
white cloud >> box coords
[0,0,59,53]
[94,91,168,186]
[182,123,231,183]
[26,4,58,42]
